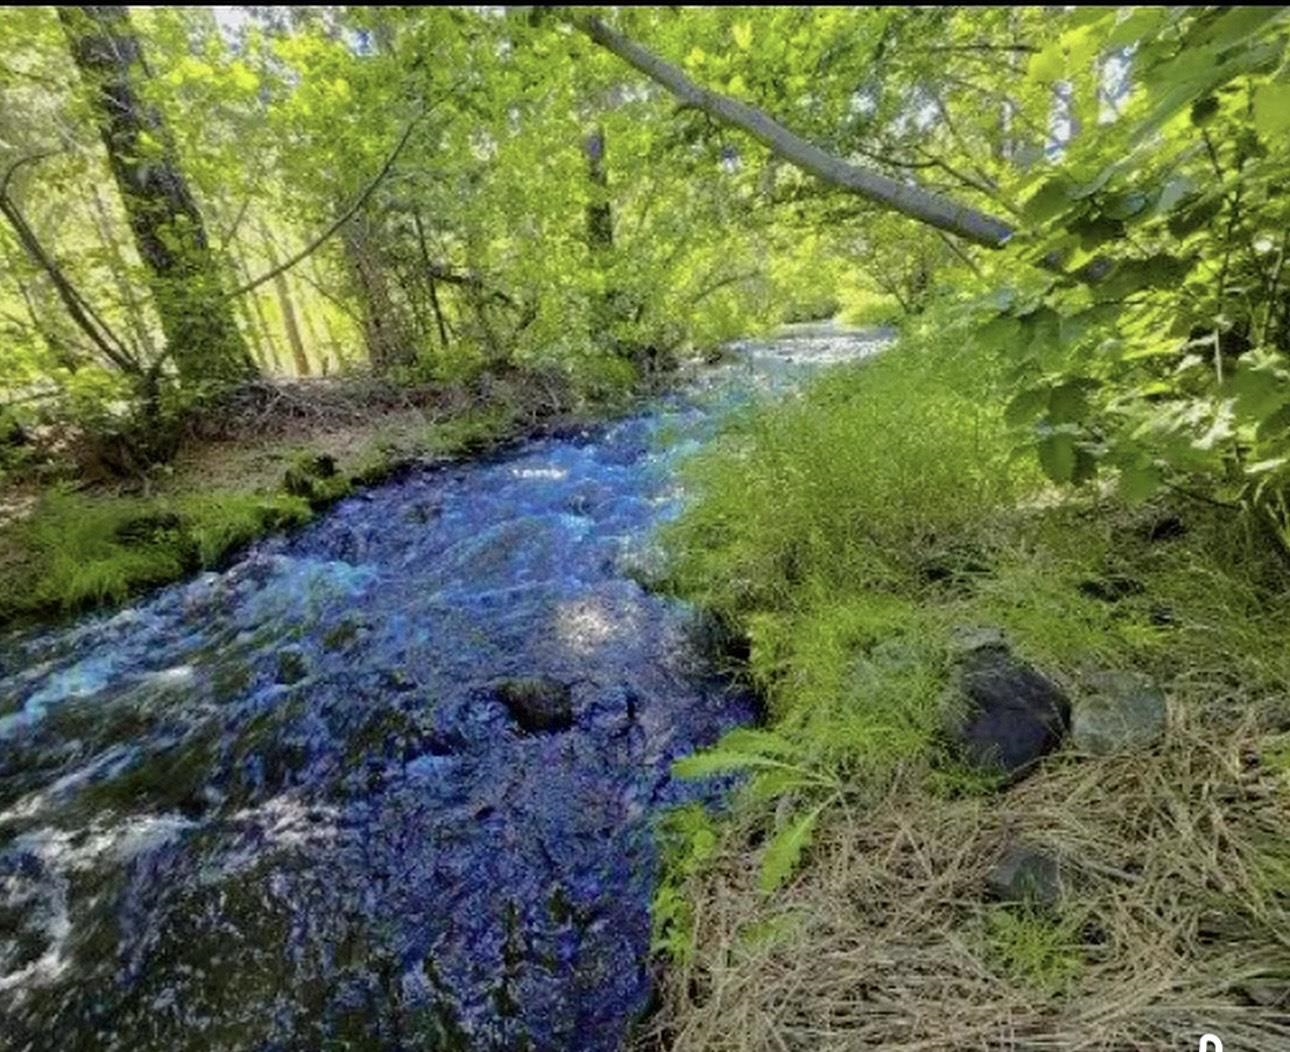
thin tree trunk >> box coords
[233,248,280,372]
[58,5,254,385]
[87,183,157,360]
[584,123,621,336]
[572,14,1016,249]
[342,212,415,371]
[413,210,450,350]
[258,221,311,376]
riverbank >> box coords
[641,316,1290,1050]
[0,360,643,629]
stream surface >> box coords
[0,326,884,1051]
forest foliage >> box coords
[5,6,1288,547]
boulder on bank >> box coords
[1070,670,1166,756]
[944,627,1069,780]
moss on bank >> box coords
[644,313,1290,1050]
[0,363,628,628]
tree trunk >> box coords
[413,210,450,350]
[584,123,622,338]
[341,212,415,371]
[87,183,158,361]
[58,5,254,386]
[232,248,280,372]
[572,15,1016,249]
[585,125,614,254]
[258,221,311,376]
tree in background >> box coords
[57,5,253,387]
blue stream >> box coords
[0,328,881,1051]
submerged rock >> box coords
[494,677,574,734]
[275,646,309,685]
[1070,670,1166,755]
[944,628,1069,780]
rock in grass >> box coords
[284,452,349,507]
[494,677,574,734]
[1070,670,1166,756]
[113,511,183,546]
[986,841,1065,909]
[945,628,1069,780]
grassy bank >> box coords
[0,361,636,628]
[643,311,1290,1049]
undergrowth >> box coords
[644,311,1290,1050]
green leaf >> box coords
[732,21,752,50]
[1119,462,1162,503]
[1048,382,1090,424]
[1229,363,1287,421]
[1005,386,1049,427]
[760,807,820,893]
[1028,43,1066,84]
[1254,83,1290,138]
[1022,177,1077,225]
[672,749,766,779]
[1038,432,1076,483]
[717,727,801,758]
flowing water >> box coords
[0,327,885,1051]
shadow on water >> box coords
[0,327,886,1051]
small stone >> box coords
[986,842,1065,909]
[944,629,1069,780]
[949,625,1007,653]
[275,647,308,685]
[1071,670,1166,755]
[494,677,574,734]
[1238,979,1290,1007]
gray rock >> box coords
[1071,670,1166,755]
[949,625,1008,653]
[986,842,1065,909]
[944,629,1069,780]
[494,677,574,734]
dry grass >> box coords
[640,702,1290,1052]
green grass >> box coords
[655,307,1290,944]
[0,374,616,627]
[2,488,315,619]
[981,904,1087,997]
[664,329,1033,619]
